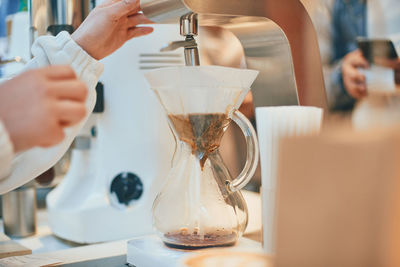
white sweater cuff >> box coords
[30,31,104,87]
[0,121,14,179]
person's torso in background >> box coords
[331,0,400,62]
[331,0,367,64]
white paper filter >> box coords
[144,66,259,115]
[255,106,323,254]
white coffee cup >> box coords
[359,65,397,92]
[255,106,323,254]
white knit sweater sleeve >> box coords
[0,31,103,194]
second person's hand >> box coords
[71,0,153,60]
[0,66,88,152]
[342,49,369,99]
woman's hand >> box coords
[71,0,153,60]
[342,49,369,99]
[0,66,88,152]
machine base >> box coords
[126,235,263,267]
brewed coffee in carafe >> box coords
[168,113,229,169]
[145,66,259,248]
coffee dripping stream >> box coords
[161,12,222,171]
[161,13,236,172]
[168,113,230,170]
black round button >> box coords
[110,172,143,206]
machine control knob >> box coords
[110,172,143,206]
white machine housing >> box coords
[46,25,182,243]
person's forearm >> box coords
[0,32,103,194]
[323,60,356,111]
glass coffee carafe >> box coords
[145,66,259,248]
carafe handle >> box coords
[227,110,259,192]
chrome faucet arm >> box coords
[160,39,196,52]
[160,12,200,66]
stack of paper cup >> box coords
[255,106,323,254]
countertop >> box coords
[0,190,262,266]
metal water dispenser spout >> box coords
[160,13,200,66]
[141,0,329,111]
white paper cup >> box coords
[255,106,323,254]
[359,65,397,93]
